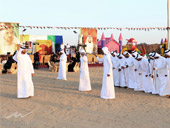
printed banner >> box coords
[0,22,19,54]
[79,28,97,54]
[36,40,52,55]
[29,35,47,42]
[48,35,56,53]
[55,36,63,51]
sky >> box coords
[0,0,169,45]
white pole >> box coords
[168,0,170,50]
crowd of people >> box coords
[109,49,170,97]
[56,46,170,99]
[7,43,170,99]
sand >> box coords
[0,67,170,128]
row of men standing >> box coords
[111,50,170,97]
[13,44,170,99]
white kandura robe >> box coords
[134,60,144,91]
[164,58,170,95]
[158,57,170,96]
[13,49,34,98]
[111,56,119,86]
[79,55,91,91]
[124,58,129,87]
[124,56,136,89]
[149,59,154,84]
[57,53,67,80]
[117,57,126,87]
[140,58,154,93]
[97,54,115,99]
[149,59,158,94]
[154,57,169,96]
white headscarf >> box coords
[117,53,123,58]
[131,51,138,56]
[131,50,136,53]
[148,53,153,57]
[111,51,117,55]
[60,43,64,50]
[111,51,114,54]
[102,47,109,55]
[114,52,117,56]
[60,50,65,54]
[13,47,28,62]
[18,47,27,54]
[123,51,128,55]
[152,52,160,58]
[148,52,154,59]
[79,49,86,53]
[135,54,142,59]
[164,50,170,56]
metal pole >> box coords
[168,0,170,50]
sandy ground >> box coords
[0,67,170,128]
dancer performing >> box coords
[57,50,67,80]
[13,44,34,98]
[79,49,92,91]
[94,47,115,99]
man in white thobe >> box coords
[95,47,115,99]
[134,54,144,91]
[160,50,170,98]
[123,51,136,89]
[148,52,154,77]
[131,50,138,67]
[131,51,139,89]
[152,52,169,96]
[140,55,153,93]
[110,51,119,86]
[57,51,67,80]
[116,53,126,88]
[66,43,70,55]
[135,54,154,93]
[164,50,170,97]
[60,43,64,51]
[79,49,91,91]
[13,45,34,98]
[148,53,156,94]
[150,52,160,94]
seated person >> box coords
[2,54,16,74]
[50,53,59,63]
[68,54,77,72]
[50,52,55,61]
[34,52,39,69]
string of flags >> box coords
[0,25,170,31]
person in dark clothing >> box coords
[2,53,16,74]
[34,52,39,69]
[50,53,59,63]
[68,55,77,72]
[76,51,80,63]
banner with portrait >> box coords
[79,28,97,54]
[0,22,19,55]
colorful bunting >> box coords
[0,25,169,31]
